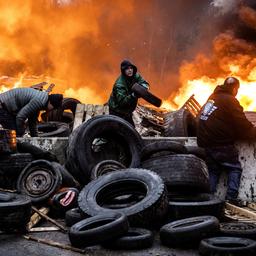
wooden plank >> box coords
[103,105,109,114]
[84,104,94,122]
[29,227,60,232]
[247,203,256,211]
[225,202,256,220]
[73,104,85,130]
[27,207,50,230]
[94,104,104,116]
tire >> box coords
[90,160,125,180]
[0,153,34,176]
[199,237,256,256]
[0,192,31,231]
[69,212,129,248]
[65,208,85,227]
[141,154,210,193]
[160,216,219,248]
[185,146,206,160]
[140,141,187,161]
[78,168,168,228]
[131,83,162,107]
[51,162,80,188]
[219,222,256,239]
[168,193,225,220]
[164,108,196,137]
[37,122,70,137]
[17,160,63,203]
[102,228,154,250]
[66,115,143,184]
[41,98,80,122]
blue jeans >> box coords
[205,145,242,200]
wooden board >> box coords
[73,104,109,130]
[225,202,256,222]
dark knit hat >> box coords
[48,94,63,109]
[120,60,137,76]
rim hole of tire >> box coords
[91,134,131,166]
[213,243,247,248]
[96,180,147,209]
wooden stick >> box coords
[32,206,68,232]
[23,235,86,254]
[29,227,60,232]
[28,207,50,230]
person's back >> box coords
[197,79,256,147]
[197,77,256,205]
[0,88,48,114]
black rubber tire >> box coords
[219,222,256,239]
[185,146,206,160]
[69,212,129,248]
[0,192,31,232]
[51,162,80,188]
[199,237,256,256]
[140,141,187,161]
[141,154,210,193]
[17,160,63,203]
[37,122,70,137]
[65,208,85,227]
[102,228,154,250]
[66,115,143,184]
[160,216,219,248]
[62,98,81,114]
[168,193,225,220]
[90,160,126,180]
[41,98,80,123]
[164,108,196,137]
[0,153,34,176]
[78,168,168,229]
[131,83,162,107]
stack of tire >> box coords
[39,97,80,137]
[0,192,31,233]
[65,115,143,184]
[67,168,168,250]
[159,215,256,255]
[140,141,224,221]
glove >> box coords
[141,83,149,90]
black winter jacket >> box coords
[197,85,256,147]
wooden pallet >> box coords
[225,202,256,222]
[73,104,109,130]
[181,94,202,117]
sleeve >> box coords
[230,98,256,140]
[16,99,42,137]
[114,83,137,107]
[135,73,150,89]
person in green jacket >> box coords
[108,60,149,126]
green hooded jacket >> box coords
[108,60,149,115]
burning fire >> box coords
[0,1,256,112]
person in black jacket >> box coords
[197,77,256,204]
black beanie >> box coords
[48,94,63,109]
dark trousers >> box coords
[0,109,16,130]
[205,145,242,200]
[109,109,135,127]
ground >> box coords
[0,230,199,256]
